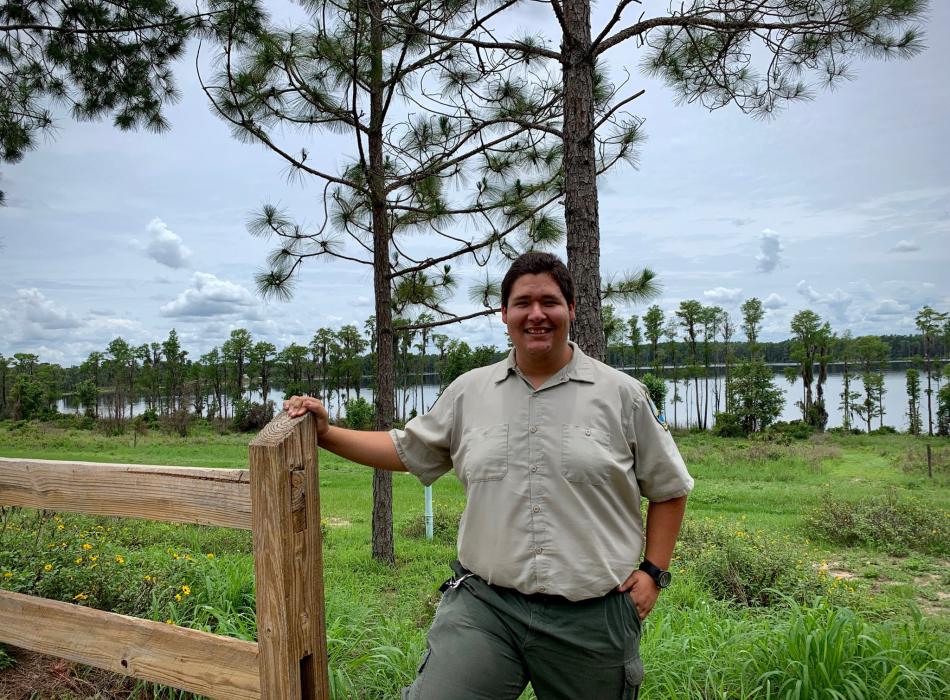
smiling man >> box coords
[285,252,693,699]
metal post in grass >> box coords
[249,411,330,698]
[424,484,434,540]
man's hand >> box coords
[617,569,660,621]
[283,395,330,438]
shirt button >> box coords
[538,586,546,592]
[585,428,591,436]
[530,465,538,473]
[535,547,543,554]
[532,505,541,513]
[530,425,538,433]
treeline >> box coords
[2,301,948,436]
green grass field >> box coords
[1,421,948,699]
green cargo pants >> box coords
[402,563,643,700]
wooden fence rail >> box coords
[0,412,329,699]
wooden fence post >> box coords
[250,412,329,699]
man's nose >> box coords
[527,302,545,319]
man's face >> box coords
[501,273,575,360]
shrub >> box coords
[400,503,462,544]
[640,373,667,409]
[159,408,193,437]
[712,411,746,437]
[341,397,375,431]
[765,420,814,441]
[676,519,828,607]
[232,400,274,432]
[804,494,949,557]
[140,407,159,426]
[870,425,898,435]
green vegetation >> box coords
[0,424,948,698]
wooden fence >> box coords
[0,412,329,699]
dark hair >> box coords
[501,252,575,308]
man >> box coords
[285,252,692,699]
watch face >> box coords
[657,571,672,588]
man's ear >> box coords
[501,306,508,323]
[569,303,575,321]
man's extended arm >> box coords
[285,396,406,472]
[617,494,688,620]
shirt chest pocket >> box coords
[561,424,614,486]
[458,423,509,483]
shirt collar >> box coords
[492,341,596,384]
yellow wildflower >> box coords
[175,594,182,602]
[57,524,64,530]
[82,543,93,551]
[115,555,125,565]
[184,554,192,561]
[3,572,12,578]
[74,557,83,565]
[181,585,191,595]
[206,553,215,559]
[144,575,152,582]
[43,564,53,572]
[73,593,88,601]
[165,619,174,625]
[90,555,98,562]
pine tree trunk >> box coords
[369,0,394,564]
[562,0,604,360]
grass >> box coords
[0,421,948,699]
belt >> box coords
[440,563,617,605]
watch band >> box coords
[638,558,672,589]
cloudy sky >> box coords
[2,2,948,366]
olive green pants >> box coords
[403,565,643,700]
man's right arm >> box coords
[284,395,406,473]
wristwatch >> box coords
[638,559,672,589]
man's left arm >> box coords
[617,495,688,620]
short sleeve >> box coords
[629,386,694,501]
[389,384,456,486]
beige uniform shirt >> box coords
[390,342,693,601]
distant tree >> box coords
[676,300,704,429]
[852,335,889,432]
[601,304,623,364]
[837,331,857,431]
[727,359,784,434]
[938,366,950,437]
[160,329,186,413]
[627,315,642,374]
[916,306,949,436]
[643,305,664,371]
[719,310,735,410]
[664,318,680,429]
[906,368,922,436]
[0,353,9,417]
[222,328,252,403]
[740,297,765,351]
[79,351,102,418]
[249,341,276,406]
[789,310,832,429]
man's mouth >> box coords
[524,328,551,335]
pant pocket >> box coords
[623,655,644,699]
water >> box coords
[658,369,937,432]
[59,368,938,432]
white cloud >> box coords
[796,280,822,303]
[15,288,81,329]
[755,229,783,273]
[160,272,259,318]
[142,218,192,269]
[794,281,852,321]
[762,293,786,309]
[703,286,743,303]
[873,299,909,315]
[890,239,920,253]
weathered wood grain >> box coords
[0,458,251,529]
[0,589,260,700]
[250,411,330,698]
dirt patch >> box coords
[0,648,134,699]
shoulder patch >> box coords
[639,386,669,431]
